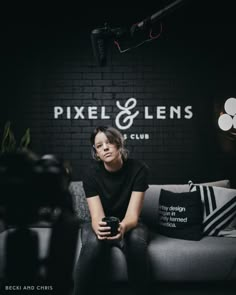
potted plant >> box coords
[1,121,31,153]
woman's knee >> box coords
[126,224,149,248]
[81,225,102,250]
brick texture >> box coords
[1,21,236,187]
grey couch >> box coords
[70,179,236,283]
[0,179,236,284]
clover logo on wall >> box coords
[218,97,236,134]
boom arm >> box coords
[91,0,186,66]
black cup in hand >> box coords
[102,216,120,236]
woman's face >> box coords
[94,131,121,163]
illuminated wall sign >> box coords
[218,97,236,131]
[54,97,193,139]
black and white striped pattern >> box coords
[189,181,236,236]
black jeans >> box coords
[73,222,150,295]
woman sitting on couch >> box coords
[73,125,150,295]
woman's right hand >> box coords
[92,220,111,240]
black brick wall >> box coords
[1,5,236,186]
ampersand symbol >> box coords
[115,98,140,130]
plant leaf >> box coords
[19,128,31,149]
[7,129,16,152]
[1,121,12,153]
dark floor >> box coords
[106,282,236,295]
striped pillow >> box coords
[189,181,236,236]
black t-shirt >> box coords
[82,159,149,220]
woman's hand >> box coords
[92,220,111,240]
[106,222,126,240]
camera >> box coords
[0,150,73,226]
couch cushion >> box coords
[189,183,236,236]
[69,181,91,223]
[141,180,231,229]
[199,179,230,188]
[148,232,236,281]
[158,189,203,240]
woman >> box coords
[73,126,150,295]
